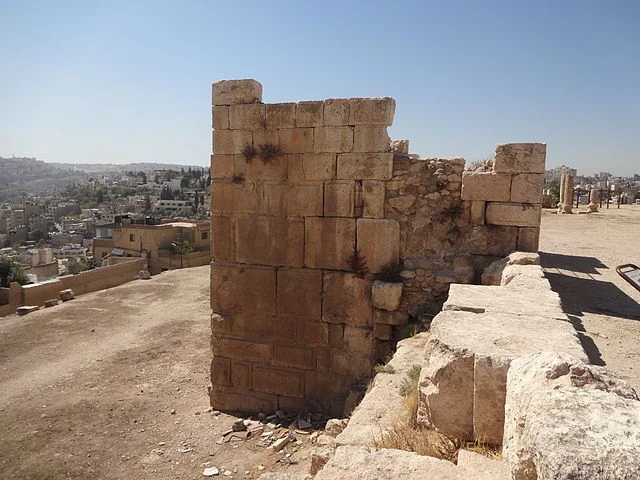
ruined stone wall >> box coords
[209,80,399,415]
[209,79,546,415]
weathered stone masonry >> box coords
[209,79,546,414]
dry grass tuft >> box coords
[375,422,460,461]
[462,440,503,460]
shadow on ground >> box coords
[540,252,640,321]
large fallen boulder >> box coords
[417,310,586,445]
[504,352,640,480]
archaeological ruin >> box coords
[208,79,545,414]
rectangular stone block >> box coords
[266,103,296,129]
[210,263,276,314]
[296,101,324,127]
[373,309,409,326]
[469,200,486,226]
[324,99,350,126]
[357,218,400,273]
[211,182,234,214]
[337,153,393,180]
[212,79,262,106]
[226,314,294,342]
[231,361,251,390]
[210,387,278,413]
[252,129,279,148]
[288,183,324,217]
[212,182,261,214]
[274,345,316,370]
[362,180,385,218]
[314,126,354,153]
[213,129,253,155]
[474,355,510,445]
[304,217,356,270]
[304,371,352,400]
[349,98,396,126]
[252,366,303,398]
[494,143,547,174]
[211,356,231,387]
[322,272,373,327]
[211,154,234,178]
[295,321,329,346]
[277,268,322,319]
[510,174,544,203]
[485,203,541,227]
[229,103,266,129]
[517,227,540,253]
[211,216,234,262]
[301,153,336,180]
[331,339,375,377]
[235,151,287,182]
[235,216,304,267]
[213,105,229,129]
[373,323,393,340]
[214,337,273,363]
[456,225,518,257]
[324,181,355,217]
[279,128,314,154]
[353,126,390,152]
[461,172,511,202]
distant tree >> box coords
[66,257,89,275]
[549,183,561,206]
[180,176,190,189]
[96,189,105,204]
[30,229,47,242]
[193,191,199,213]
[144,194,152,213]
[0,258,29,287]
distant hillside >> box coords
[48,162,204,175]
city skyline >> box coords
[1,1,639,176]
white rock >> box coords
[371,281,403,311]
[481,252,539,286]
[203,466,219,476]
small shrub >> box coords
[376,261,404,283]
[241,144,257,163]
[231,173,245,184]
[399,364,422,398]
[258,143,281,164]
[347,249,367,278]
[374,364,396,374]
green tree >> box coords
[549,183,561,206]
[0,258,29,287]
[144,194,152,214]
[66,257,89,275]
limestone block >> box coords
[266,103,296,129]
[252,128,279,148]
[371,280,403,311]
[444,283,564,319]
[44,298,60,307]
[510,173,543,203]
[373,323,393,340]
[210,387,277,413]
[322,272,373,327]
[277,268,322,319]
[301,153,336,180]
[296,101,324,127]
[287,183,324,216]
[455,225,518,257]
[235,216,304,267]
[357,219,400,273]
[212,105,229,129]
[362,180,385,218]
[390,139,409,154]
[274,345,316,370]
[324,181,355,217]
[212,79,262,105]
[210,154,235,178]
[210,263,276,314]
[236,151,287,182]
[494,143,547,174]
[331,326,375,377]
[60,289,75,301]
[485,202,541,227]
[480,252,540,286]
[279,128,314,153]
[417,310,586,444]
[229,103,266,129]
[500,264,546,287]
[213,129,253,155]
[17,305,40,316]
[211,356,231,386]
[337,153,393,180]
[469,200,485,225]
[211,215,234,262]
[252,366,303,398]
[353,126,390,152]
[373,309,409,326]
[211,182,261,215]
[314,126,354,153]
[504,352,640,480]
[461,172,511,202]
[304,371,352,403]
[214,337,274,363]
[295,321,329,346]
[222,313,294,342]
[304,217,356,270]
[324,98,350,126]
[348,98,396,126]
[517,227,540,253]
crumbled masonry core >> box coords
[209,79,546,415]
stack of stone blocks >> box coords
[210,79,402,414]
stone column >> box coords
[557,172,566,212]
[561,174,574,214]
[588,188,599,212]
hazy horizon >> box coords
[1,1,638,177]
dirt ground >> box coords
[1,206,639,479]
[539,204,640,391]
[0,266,316,480]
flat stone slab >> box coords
[17,306,40,316]
[505,352,640,480]
[418,310,586,445]
[443,283,564,319]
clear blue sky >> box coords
[1,0,638,176]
